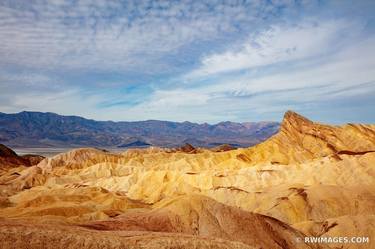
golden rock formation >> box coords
[0,111,374,249]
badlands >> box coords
[0,111,374,249]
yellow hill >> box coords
[0,111,374,249]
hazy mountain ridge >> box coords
[0,111,279,148]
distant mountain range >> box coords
[0,111,279,148]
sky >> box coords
[0,0,374,124]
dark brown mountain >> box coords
[0,144,44,168]
[0,111,279,148]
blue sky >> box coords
[0,0,374,123]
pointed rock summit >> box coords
[241,110,375,165]
[281,110,313,126]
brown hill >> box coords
[81,195,316,249]
[0,218,256,249]
[0,144,44,170]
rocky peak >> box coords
[280,111,314,133]
[282,110,312,126]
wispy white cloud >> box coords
[133,18,375,123]
[187,19,362,78]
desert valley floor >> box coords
[0,111,374,249]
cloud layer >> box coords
[0,0,374,123]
